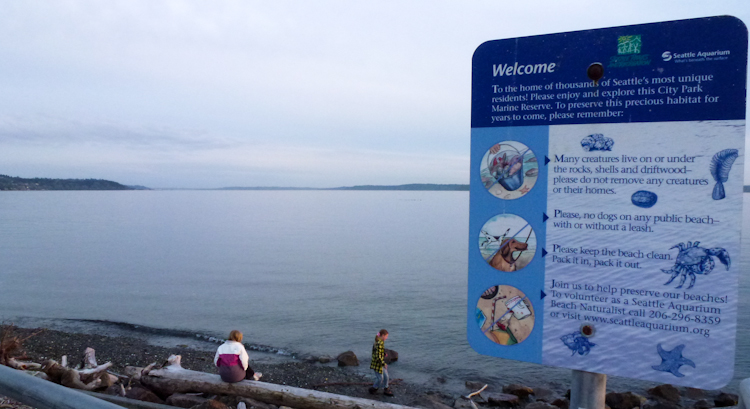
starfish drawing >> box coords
[651,343,695,377]
[519,185,530,194]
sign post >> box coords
[468,16,748,399]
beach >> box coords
[5,326,457,408]
[2,325,741,409]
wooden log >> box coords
[6,357,42,370]
[42,360,102,391]
[81,347,98,369]
[79,362,113,383]
[141,355,417,409]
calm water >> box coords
[0,191,747,394]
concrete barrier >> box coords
[739,378,750,409]
[0,364,122,409]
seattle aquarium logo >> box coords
[610,35,649,67]
[617,35,642,55]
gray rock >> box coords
[167,393,209,408]
[125,386,164,404]
[465,380,488,391]
[552,398,569,409]
[686,388,706,400]
[693,399,713,409]
[384,349,399,364]
[336,350,359,366]
[504,384,534,400]
[454,399,477,409]
[533,387,559,403]
[420,397,454,409]
[607,391,647,409]
[714,392,738,407]
[318,355,332,364]
[643,398,681,409]
[103,384,124,396]
[526,402,556,409]
[486,392,520,407]
[190,400,230,409]
[648,384,681,403]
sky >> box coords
[1,1,749,188]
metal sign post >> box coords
[468,16,747,392]
[571,370,607,409]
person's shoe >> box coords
[252,372,262,381]
[368,387,378,394]
[384,387,394,397]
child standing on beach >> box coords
[368,329,393,397]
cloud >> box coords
[0,114,233,150]
[0,1,746,186]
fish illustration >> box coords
[525,168,538,177]
[710,149,738,200]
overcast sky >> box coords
[1,1,748,188]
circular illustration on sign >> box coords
[476,285,534,346]
[479,214,536,272]
[481,141,538,200]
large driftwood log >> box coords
[141,355,417,409]
[42,360,102,391]
[41,348,117,391]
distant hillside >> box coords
[219,186,313,191]
[0,174,133,191]
[333,184,469,191]
[219,184,469,191]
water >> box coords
[0,190,747,394]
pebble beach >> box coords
[1,326,742,409]
[4,326,455,408]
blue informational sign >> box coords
[467,16,747,388]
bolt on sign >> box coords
[467,16,747,388]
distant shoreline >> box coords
[3,171,748,192]
[217,183,469,191]
[0,174,133,191]
[0,174,470,191]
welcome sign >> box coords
[467,16,747,388]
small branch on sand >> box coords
[0,324,45,367]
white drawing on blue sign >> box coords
[580,134,614,151]
[480,228,509,250]
[661,241,730,289]
[651,344,695,377]
[710,149,739,200]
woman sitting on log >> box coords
[213,330,261,382]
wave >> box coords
[7,317,297,358]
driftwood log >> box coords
[41,347,117,391]
[141,355,418,409]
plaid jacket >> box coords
[370,338,385,373]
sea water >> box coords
[0,190,747,394]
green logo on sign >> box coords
[617,35,642,55]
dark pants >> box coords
[218,364,255,383]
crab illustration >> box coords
[661,241,730,289]
[560,332,596,356]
